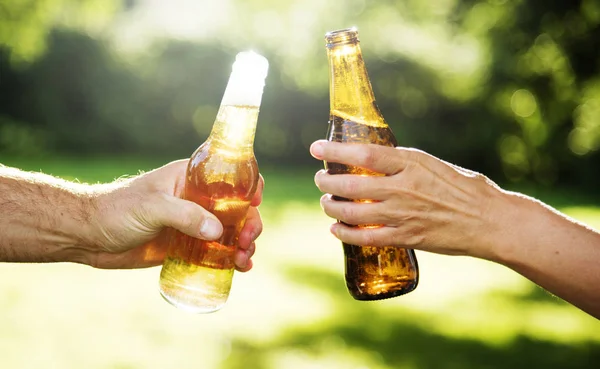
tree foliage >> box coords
[0,0,599,188]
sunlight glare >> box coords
[112,0,233,51]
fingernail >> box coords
[330,224,339,237]
[200,218,222,239]
[320,194,328,209]
[311,142,324,158]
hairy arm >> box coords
[0,161,263,270]
[0,165,96,264]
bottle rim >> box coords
[325,27,359,48]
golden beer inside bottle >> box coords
[326,114,419,300]
[325,28,419,301]
[159,105,260,313]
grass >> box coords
[1,156,599,369]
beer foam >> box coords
[221,51,269,107]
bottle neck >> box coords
[326,38,387,127]
[208,104,258,155]
[207,51,267,155]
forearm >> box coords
[487,190,600,318]
[0,165,97,264]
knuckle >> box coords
[378,177,400,199]
[248,243,256,257]
[255,220,264,235]
[398,210,417,222]
[361,228,377,246]
[380,207,399,224]
[341,205,357,224]
[396,174,418,193]
[395,223,426,247]
[473,172,489,184]
[405,147,424,160]
[362,146,379,168]
[178,205,198,231]
[343,178,359,197]
[404,233,425,247]
[404,148,424,169]
[252,221,264,239]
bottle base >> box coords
[159,287,225,314]
[348,280,418,301]
[158,258,234,314]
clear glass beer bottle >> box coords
[324,27,419,300]
[158,51,268,313]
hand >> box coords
[310,140,505,260]
[87,160,263,270]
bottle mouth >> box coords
[325,27,359,48]
[232,51,269,82]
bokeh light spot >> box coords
[510,89,537,118]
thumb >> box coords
[155,195,223,240]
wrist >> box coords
[54,189,101,265]
[479,189,543,266]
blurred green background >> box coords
[1,0,600,368]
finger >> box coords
[237,259,253,273]
[310,140,410,175]
[246,241,256,259]
[330,222,400,248]
[320,194,391,225]
[234,242,256,272]
[153,195,223,240]
[314,170,394,200]
[144,159,189,195]
[92,241,167,269]
[250,175,265,207]
[238,207,262,250]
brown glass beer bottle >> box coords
[324,27,419,300]
[158,51,268,313]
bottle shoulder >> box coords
[327,114,398,147]
[190,140,256,163]
[184,146,259,204]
